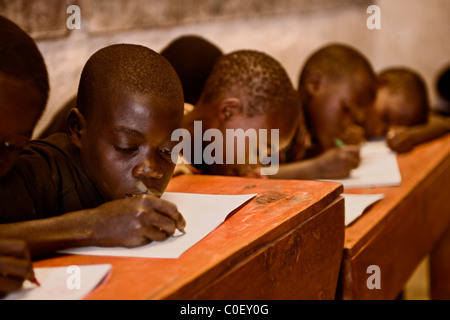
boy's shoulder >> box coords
[0,133,103,223]
[23,133,78,162]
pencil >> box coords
[135,181,186,234]
[335,138,345,148]
[28,273,40,287]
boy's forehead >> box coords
[90,90,182,129]
[351,71,376,99]
[95,89,178,114]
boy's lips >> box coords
[124,187,162,198]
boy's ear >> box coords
[218,98,243,122]
[305,71,324,95]
[66,108,87,149]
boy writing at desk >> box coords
[0,15,50,296]
[176,44,375,180]
[272,43,377,179]
[178,49,301,177]
[0,44,186,257]
[366,67,450,153]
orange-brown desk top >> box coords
[338,133,450,299]
[34,176,344,300]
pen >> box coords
[135,181,186,234]
[27,272,40,287]
[335,138,345,148]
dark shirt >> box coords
[0,133,104,223]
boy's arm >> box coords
[272,146,360,180]
[0,195,186,258]
[273,158,325,180]
[386,114,450,153]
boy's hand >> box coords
[242,165,268,179]
[340,124,366,145]
[0,239,34,297]
[89,195,186,248]
[386,126,415,153]
[316,145,361,179]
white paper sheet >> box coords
[322,140,402,189]
[59,192,256,259]
[343,193,385,226]
[3,264,111,300]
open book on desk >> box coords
[60,192,256,259]
[321,140,402,189]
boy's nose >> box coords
[132,159,164,179]
[355,106,369,126]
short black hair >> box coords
[377,67,429,124]
[77,43,184,120]
[161,35,223,105]
[0,15,49,110]
[437,65,450,101]
[200,49,299,117]
[298,43,375,88]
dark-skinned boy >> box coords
[0,44,186,258]
[0,15,49,297]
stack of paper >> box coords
[60,192,256,259]
[323,140,402,189]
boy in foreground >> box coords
[0,44,186,257]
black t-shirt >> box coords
[0,133,104,223]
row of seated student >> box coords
[1,14,450,297]
[39,35,450,179]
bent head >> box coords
[298,43,376,151]
[68,44,184,201]
[0,16,49,178]
[366,67,429,138]
[194,50,301,176]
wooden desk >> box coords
[337,133,450,299]
[34,176,344,300]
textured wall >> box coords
[0,0,71,38]
[1,0,368,37]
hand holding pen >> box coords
[76,180,186,248]
[310,139,361,179]
[0,239,39,298]
[135,181,186,234]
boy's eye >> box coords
[0,141,23,151]
[159,148,174,161]
[0,135,29,152]
[114,145,139,154]
[383,110,392,126]
[342,104,350,113]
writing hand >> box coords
[316,145,361,179]
[88,195,186,248]
[0,239,34,297]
